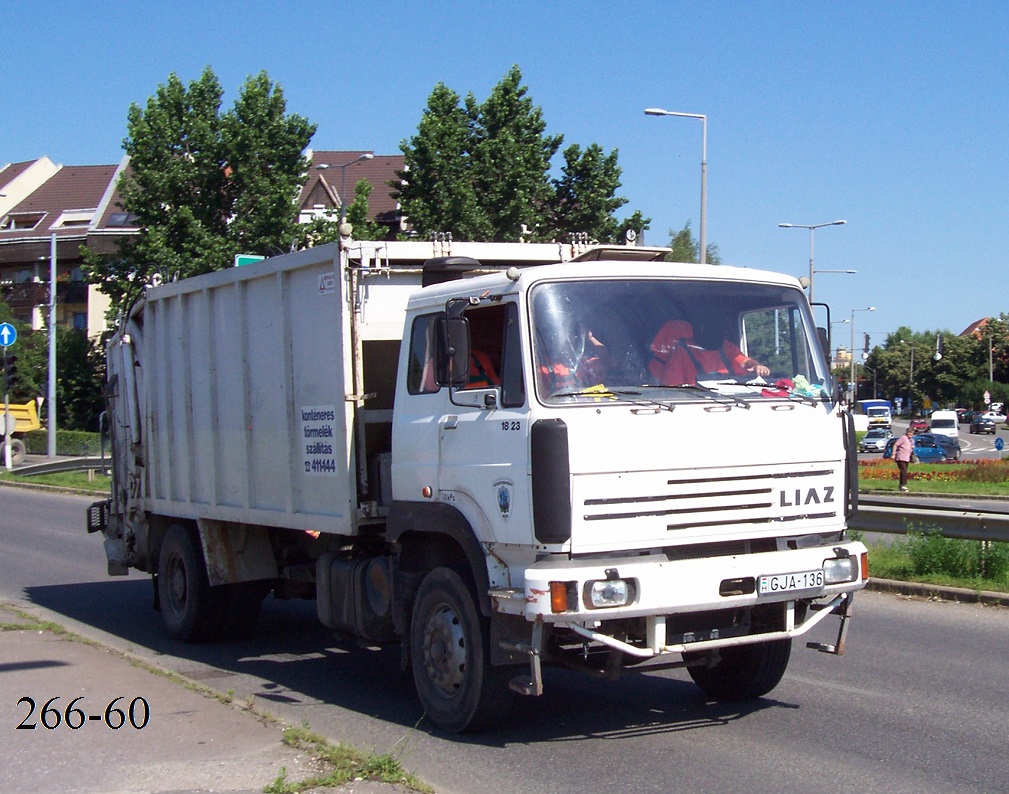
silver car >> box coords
[859,427,892,453]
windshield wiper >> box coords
[637,382,750,409]
[550,387,684,413]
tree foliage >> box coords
[851,318,1009,412]
[397,66,648,243]
[84,67,315,320]
[0,303,105,431]
[666,222,721,264]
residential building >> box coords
[1,151,404,339]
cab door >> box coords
[437,302,532,545]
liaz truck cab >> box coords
[89,237,867,733]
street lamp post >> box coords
[47,233,57,459]
[644,108,708,263]
[910,346,915,413]
[850,306,874,403]
[901,339,915,415]
[316,153,375,223]
[778,220,848,303]
[829,318,849,365]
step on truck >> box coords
[87,236,868,732]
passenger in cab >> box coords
[650,313,769,385]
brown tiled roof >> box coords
[0,160,37,186]
[303,151,403,221]
[0,151,403,254]
[1,164,117,242]
[961,318,990,338]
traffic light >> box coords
[2,354,16,392]
[863,333,870,353]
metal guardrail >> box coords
[9,456,1009,544]
[851,495,1009,543]
[13,456,108,477]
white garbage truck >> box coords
[88,236,868,732]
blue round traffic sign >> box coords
[996,437,1004,452]
[0,322,16,348]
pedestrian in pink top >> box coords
[893,427,915,492]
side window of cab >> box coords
[406,313,440,395]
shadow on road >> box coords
[24,578,788,746]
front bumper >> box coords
[490,540,867,656]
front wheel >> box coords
[685,638,791,701]
[409,567,513,733]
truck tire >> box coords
[157,524,224,642]
[7,438,26,467]
[409,567,513,733]
[685,638,791,701]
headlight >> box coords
[822,556,857,584]
[584,578,635,609]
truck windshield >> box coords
[530,279,830,404]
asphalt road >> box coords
[4,487,1009,793]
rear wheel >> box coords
[6,438,26,467]
[685,638,791,701]
[157,524,225,642]
[410,567,513,733]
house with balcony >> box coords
[0,156,133,338]
[1,151,404,339]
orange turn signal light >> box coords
[550,581,573,613]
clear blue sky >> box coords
[5,1,1007,348]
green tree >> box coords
[84,67,315,319]
[396,82,487,239]
[0,307,37,402]
[397,66,647,243]
[0,311,105,431]
[551,144,627,243]
[466,65,562,241]
[221,71,316,254]
[302,178,390,246]
[866,326,1009,414]
[52,328,106,431]
[666,222,721,265]
[344,179,390,241]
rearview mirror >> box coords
[435,303,471,388]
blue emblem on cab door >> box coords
[494,480,513,521]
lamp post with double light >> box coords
[644,107,708,263]
[778,220,848,303]
[316,153,374,223]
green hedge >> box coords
[24,429,103,456]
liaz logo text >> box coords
[779,487,835,507]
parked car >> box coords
[959,410,979,425]
[978,411,1007,424]
[909,417,930,434]
[883,434,949,463]
[970,416,997,434]
[915,432,962,460]
[859,427,893,453]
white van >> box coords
[929,410,959,439]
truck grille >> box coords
[572,464,842,551]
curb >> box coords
[866,577,1009,607]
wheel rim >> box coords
[166,553,188,616]
[420,601,467,698]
